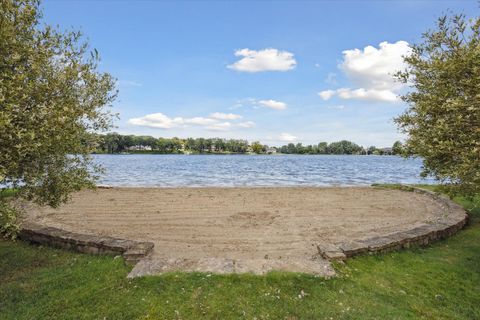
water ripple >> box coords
[92,154,436,187]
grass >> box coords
[0,188,18,199]
[0,186,479,319]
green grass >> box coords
[0,188,18,199]
[1,186,479,319]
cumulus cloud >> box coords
[206,121,254,131]
[237,121,255,128]
[278,133,297,142]
[258,99,287,110]
[232,98,287,111]
[336,88,397,102]
[183,117,217,125]
[128,112,253,131]
[209,112,242,120]
[341,41,411,90]
[128,113,185,129]
[318,90,335,101]
[319,88,397,102]
[319,41,411,103]
[206,122,232,131]
[228,48,297,72]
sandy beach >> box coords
[23,186,447,274]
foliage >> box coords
[251,141,265,154]
[326,140,364,155]
[279,140,365,155]
[94,133,410,156]
[395,13,480,196]
[367,146,379,155]
[94,133,251,154]
[392,140,404,155]
[0,186,479,319]
[0,0,116,236]
[0,201,19,239]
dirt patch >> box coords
[23,187,448,275]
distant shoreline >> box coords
[91,151,401,156]
[92,133,403,156]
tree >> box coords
[184,138,194,151]
[367,146,380,155]
[327,140,363,155]
[0,0,116,237]
[286,143,296,154]
[197,138,206,152]
[204,138,213,153]
[317,142,328,154]
[392,141,404,155]
[395,14,480,196]
[251,141,264,154]
[295,143,305,154]
[103,133,122,153]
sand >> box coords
[24,187,446,275]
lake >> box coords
[92,154,436,187]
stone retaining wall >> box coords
[19,221,154,263]
[19,186,468,266]
[318,186,469,261]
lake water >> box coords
[93,154,436,187]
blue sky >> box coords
[42,0,477,147]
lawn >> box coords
[0,186,479,319]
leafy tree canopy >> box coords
[0,0,116,237]
[395,13,480,196]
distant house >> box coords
[266,147,277,154]
[127,145,152,151]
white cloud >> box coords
[128,113,183,129]
[336,88,397,102]
[228,48,297,72]
[231,98,287,111]
[183,117,217,125]
[258,99,287,110]
[128,112,254,131]
[341,41,411,90]
[237,121,255,128]
[318,90,336,101]
[278,133,297,142]
[319,41,411,103]
[320,88,398,102]
[210,112,242,120]
[206,121,255,131]
[206,122,232,131]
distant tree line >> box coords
[93,133,404,155]
[278,140,404,155]
[94,133,249,154]
[279,140,362,154]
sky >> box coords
[42,0,478,147]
